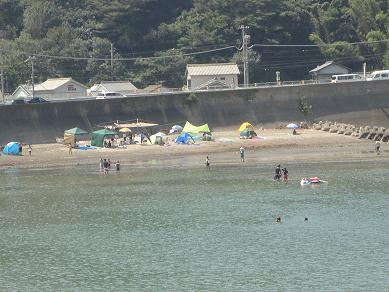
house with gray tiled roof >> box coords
[309,61,351,83]
[186,63,240,90]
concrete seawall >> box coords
[1,80,389,144]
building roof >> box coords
[99,81,137,92]
[309,61,350,73]
[187,63,240,76]
[36,78,87,91]
[11,84,32,97]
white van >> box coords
[95,92,123,99]
[331,74,362,83]
[367,70,389,81]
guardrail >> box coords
[1,78,375,104]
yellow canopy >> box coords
[183,121,211,134]
[238,122,253,132]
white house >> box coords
[186,63,240,90]
[309,61,351,83]
[12,78,88,100]
[11,84,32,100]
[88,81,137,96]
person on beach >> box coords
[274,165,281,180]
[282,167,288,182]
[68,144,72,155]
[100,158,104,171]
[239,146,245,162]
[375,141,381,154]
[115,160,120,171]
[27,144,32,156]
[108,158,111,168]
[205,156,210,169]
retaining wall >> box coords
[1,80,389,144]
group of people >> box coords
[100,158,120,174]
[274,164,288,182]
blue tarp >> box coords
[175,132,195,144]
[2,142,20,155]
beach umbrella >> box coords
[119,127,131,133]
[169,125,183,134]
[286,123,299,129]
[65,127,88,135]
[238,122,253,132]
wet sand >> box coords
[0,127,386,170]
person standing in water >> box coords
[274,165,281,180]
[282,167,289,182]
[115,160,120,172]
[205,156,210,169]
[27,144,32,156]
[375,140,381,154]
[239,146,245,162]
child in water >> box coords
[282,167,288,182]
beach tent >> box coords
[149,132,167,145]
[238,122,253,132]
[63,127,88,145]
[175,132,195,144]
[240,129,257,139]
[91,128,117,147]
[169,125,183,134]
[2,142,21,155]
[182,121,211,134]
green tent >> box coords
[65,127,88,135]
[240,129,257,139]
[91,128,117,147]
[182,121,211,134]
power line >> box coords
[0,45,237,62]
[252,38,389,47]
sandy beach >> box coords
[1,126,386,171]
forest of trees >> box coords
[1,0,389,93]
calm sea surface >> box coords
[0,160,389,291]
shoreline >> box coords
[0,128,386,171]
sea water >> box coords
[0,160,389,291]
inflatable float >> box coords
[300,177,327,186]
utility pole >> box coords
[0,50,4,104]
[28,56,36,99]
[110,43,114,80]
[240,25,250,87]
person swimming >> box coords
[276,217,281,223]
[304,217,308,222]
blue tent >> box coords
[2,142,21,155]
[175,132,195,144]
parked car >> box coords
[331,74,362,83]
[96,92,123,99]
[28,97,48,103]
[11,99,26,105]
[366,70,389,81]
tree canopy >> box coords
[1,0,389,92]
